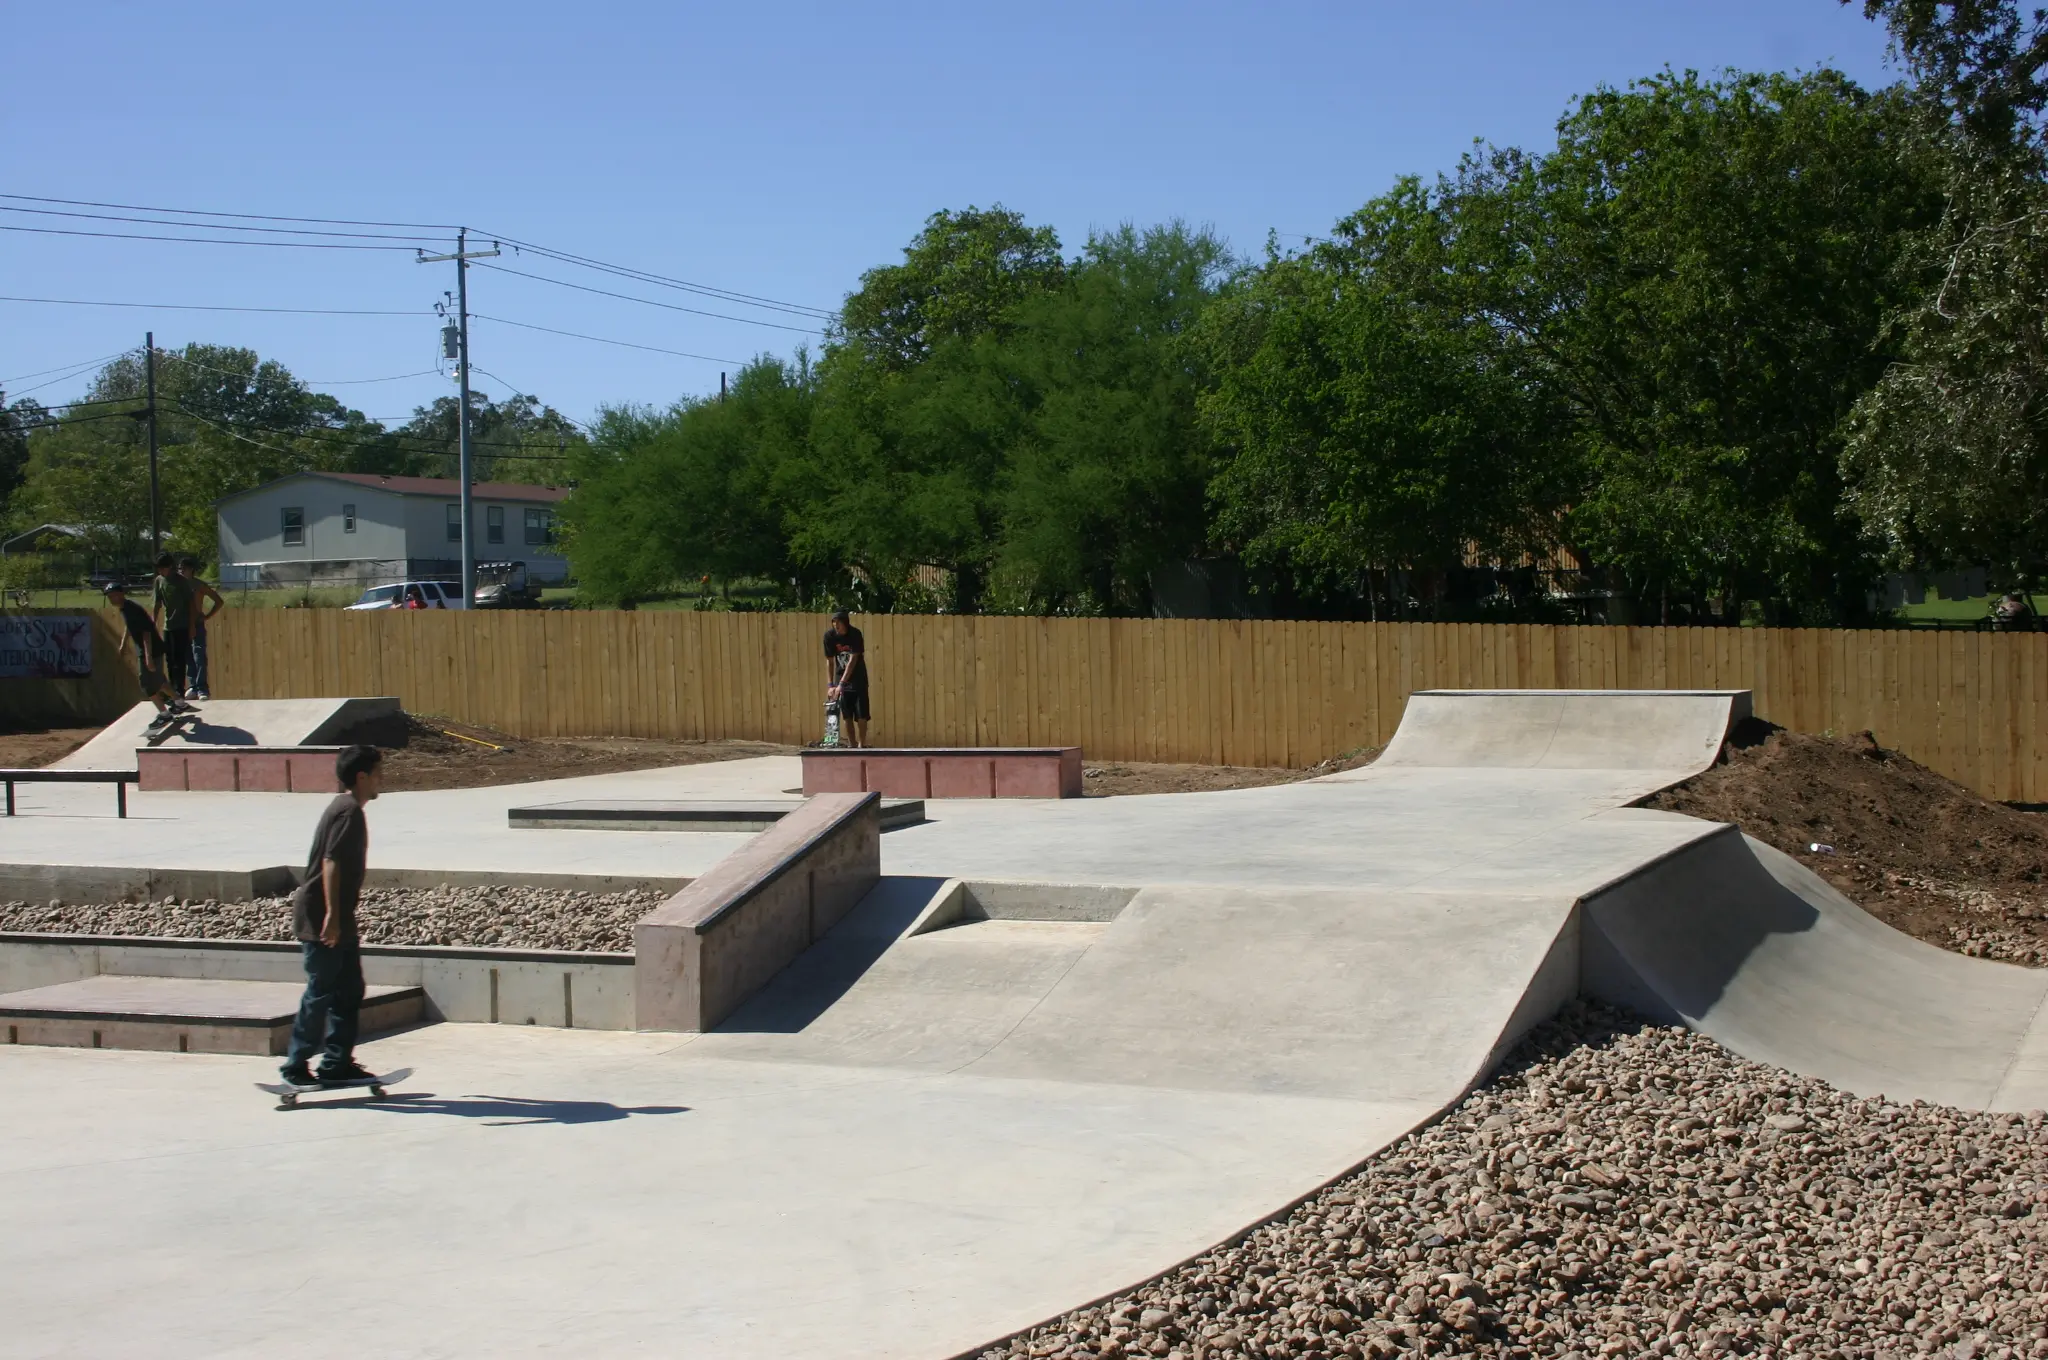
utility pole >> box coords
[145,332,161,557]
[417,229,499,606]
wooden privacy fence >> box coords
[207,609,2048,802]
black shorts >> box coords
[136,654,166,697]
[835,689,870,722]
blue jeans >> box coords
[188,628,209,694]
[286,939,362,1070]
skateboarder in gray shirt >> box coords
[280,745,383,1086]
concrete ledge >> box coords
[0,975,424,1055]
[0,865,687,903]
[137,746,343,793]
[634,792,880,1032]
[802,747,1083,799]
[0,933,636,1030]
[508,798,925,833]
[909,880,1140,934]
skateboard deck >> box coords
[256,1067,413,1109]
[143,711,198,747]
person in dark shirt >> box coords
[823,609,870,748]
[281,744,384,1086]
[151,552,195,698]
[103,582,189,729]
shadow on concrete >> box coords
[305,1092,689,1126]
[713,875,945,1035]
[181,721,256,746]
[1582,826,1822,1023]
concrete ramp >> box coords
[53,698,403,771]
[1372,688,1750,777]
[702,877,1582,1110]
[1582,825,2048,1111]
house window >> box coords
[281,506,304,546]
[524,508,554,546]
[486,505,505,545]
[342,504,356,534]
[446,503,462,543]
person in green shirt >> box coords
[179,556,223,699]
[151,552,195,699]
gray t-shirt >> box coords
[292,794,368,943]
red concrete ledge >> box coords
[802,747,1082,799]
[633,792,880,1032]
[136,746,343,794]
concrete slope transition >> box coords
[54,697,403,771]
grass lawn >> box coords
[1897,592,2046,624]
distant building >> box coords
[215,472,570,588]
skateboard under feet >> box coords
[255,1067,414,1109]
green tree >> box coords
[1254,69,1938,621]
[561,356,813,604]
[799,207,1069,609]
[1841,1,2048,588]
[987,222,1232,612]
[396,391,586,485]
[0,393,47,515]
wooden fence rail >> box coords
[195,610,2048,803]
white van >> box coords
[345,581,468,611]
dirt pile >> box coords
[1644,721,2048,967]
[981,1001,2048,1360]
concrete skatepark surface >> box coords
[4,689,2047,1357]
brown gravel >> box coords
[1644,721,2048,967]
[380,716,794,791]
[979,1000,2048,1360]
[0,883,660,952]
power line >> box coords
[0,192,460,232]
[4,357,139,399]
[0,295,428,316]
[167,402,582,455]
[470,313,747,364]
[472,260,824,334]
[490,235,838,319]
[0,205,447,244]
[469,366,592,431]
[1,348,136,386]
[0,223,421,251]
[306,369,443,386]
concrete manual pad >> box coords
[509,796,925,832]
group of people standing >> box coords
[105,553,223,731]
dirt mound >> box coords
[381,715,794,791]
[1644,720,2048,966]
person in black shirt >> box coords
[823,609,870,748]
[103,582,189,730]
[281,744,383,1086]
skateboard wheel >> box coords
[370,1086,386,1098]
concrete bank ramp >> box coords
[1369,688,1750,779]
[1584,825,2048,1112]
[700,876,1581,1108]
[54,697,403,772]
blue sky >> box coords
[2,1,1895,426]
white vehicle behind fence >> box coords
[344,581,468,611]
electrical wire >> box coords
[306,369,444,386]
[0,223,421,251]
[0,295,429,316]
[1,348,137,386]
[468,366,592,431]
[0,204,448,244]
[489,235,838,319]
[471,260,824,334]
[166,402,583,456]
[4,358,138,399]
[469,313,747,364]
[0,192,460,232]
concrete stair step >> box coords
[0,975,425,1055]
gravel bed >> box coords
[0,885,666,952]
[981,1002,2048,1360]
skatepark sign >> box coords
[0,615,92,679]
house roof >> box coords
[218,470,571,505]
